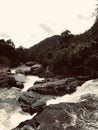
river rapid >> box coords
[1,66,98,130]
[0,67,43,130]
[47,79,98,105]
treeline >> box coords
[1,19,98,78]
[28,19,98,77]
[0,39,29,67]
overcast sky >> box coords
[0,0,97,48]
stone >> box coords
[0,72,23,89]
[18,91,51,115]
[30,64,44,76]
[13,95,98,130]
[16,81,24,89]
[29,78,84,96]
[26,61,36,67]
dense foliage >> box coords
[1,18,98,78]
[0,39,29,67]
[28,19,98,77]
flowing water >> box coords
[47,79,98,105]
[1,65,98,129]
[0,67,43,130]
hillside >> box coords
[28,19,98,78]
[29,35,60,62]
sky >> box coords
[0,0,97,48]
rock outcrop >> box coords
[13,77,98,130]
[30,64,44,76]
[16,67,31,75]
[13,95,98,130]
[15,64,45,77]
[0,72,24,89]
[18,91,54,114]
[28,78,85,96]
[16,77,87,115]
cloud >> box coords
[77,14,90,20]
[0,33,10,38]
[39,24,54,34]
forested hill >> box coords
[0,19,98,78]
[29,35,60,61]
[28,19,98,77]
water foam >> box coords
[47,79,98,105]
[0,68,43,130]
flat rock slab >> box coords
[28,78,85,96]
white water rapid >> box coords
[47,79,98,105]
[1,65,98,129]
[0,67,44,130]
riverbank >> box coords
[0,65,98,130]
[13,73,98,130]
[0,66,44,130]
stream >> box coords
[1,66,98,130]
[47,79,98,105]
[0,67,43,130]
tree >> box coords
[61,30,71,37]
[6,39,15,48]
[16,46,29,63]
[60,30,73,44]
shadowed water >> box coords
[0,67,43,130]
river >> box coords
[0,66,98,130]
[0,67,43,130]
[47,79,98,105]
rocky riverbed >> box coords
[1,65,98,130]
[0,65,43,130]
[13,74,98,130]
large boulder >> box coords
[28,78,85,96]
[15,64,45,76]
[30,64,44,76]
[13,95,98,130]
[18,91,52,114]
[17,78,86,115]
[16,81,24,89]
[0,72,24,89]
[0,72,15,88]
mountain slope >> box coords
[28,19,98,78]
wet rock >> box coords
[16,68,31,75]
[26,61,36,67]
[18,91,52,115]
[30,64,44,76]
[15,64,45,76]
[0,72,23,89]
[33,78,55,85]
[0,65,10,73]
[14,95,98,130]
[7,76,17,86]
[16,81,24,89]
[34,80,46,85]
[18,77,86,115]
[29,78,84,96]
[0,73,15,88]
